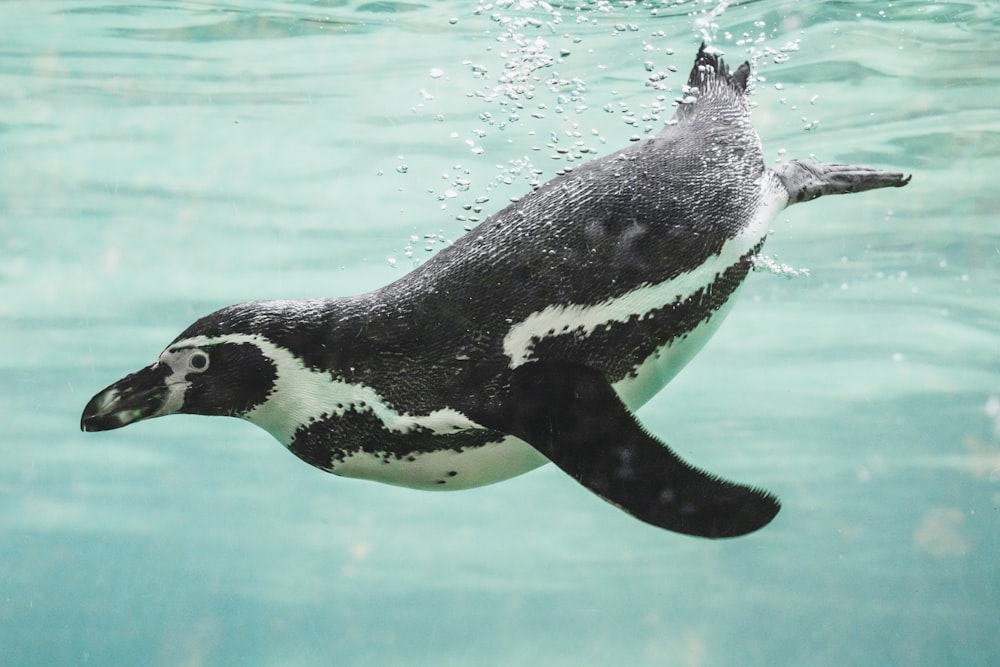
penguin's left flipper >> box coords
[477,361,780,538]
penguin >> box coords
[80,44,910,538]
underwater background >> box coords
[2,0,998,664]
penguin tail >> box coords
[687,42,751,97]
[672,43,751,124]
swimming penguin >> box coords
[81,44,910,538]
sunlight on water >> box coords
[2,0,999,665]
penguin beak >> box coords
[80,363,179,432]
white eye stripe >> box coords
[159,347,210,377]
[172,333,482,445]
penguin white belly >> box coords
[613,291,744,410]
[330,435,547,490]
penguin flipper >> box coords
[477,361,780,538]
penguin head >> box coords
[80,329,278,432]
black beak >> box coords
[80,363,175,432]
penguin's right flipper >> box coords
[475,361,780,538]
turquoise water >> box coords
[3,0,999,664]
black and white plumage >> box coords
[81,45,910,538]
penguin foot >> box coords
[776,160,912,206]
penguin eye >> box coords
[187,350,210,373]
